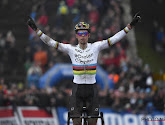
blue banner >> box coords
[57,107,165,125]
[39,63,114,90]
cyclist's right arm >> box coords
[26,16,69,53]
[36,29,69,53]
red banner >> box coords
[17,106,59,125]
[0,106,20,125]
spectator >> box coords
[66,0,75,8]
[33,45,48,72]
[71,6,80,23]
[153,89,164,112]
[37,7,48,27]
[0,33,5,48]
[58,1,69,15]
[5,30,15,48]
[37,88,51,108]
[155,27,165,52]
[101,49,121,73]
[24,87,38,106]
[27,62,42,88]
[24,46,33,72]
[7,43,19,75]
[141,64,153,89]
[88,6,100,24]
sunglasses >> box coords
[77,31,88,36]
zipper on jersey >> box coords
[84,61,86,83]
[82,49,87,83]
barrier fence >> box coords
[0,106,165,125]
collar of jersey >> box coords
[78,43,88,50]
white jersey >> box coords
[37,26,130,84]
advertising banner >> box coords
[17,106,59,125]
[0,106,164,125]
[57,107,165,125]
[0,106,20,125]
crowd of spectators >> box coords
[0,31,23,78]
[0,0,165,115]
[0,69,165,114]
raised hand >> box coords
[130,12,141,27]
[26,16,38,31]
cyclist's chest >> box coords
[69,47,98,65]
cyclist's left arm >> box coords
[94,24,131,51]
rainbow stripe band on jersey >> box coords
[107,38,111,47]
[55,42,59,49]
[37,30,43,37]
[124,27,130,34]
[73,63,97,75]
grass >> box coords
[135,29,165,72]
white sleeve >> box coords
[92,39,109,52]
[58,43,71,53]
[94,26,130,51]
[37,30,70,53]
[109,27,130,45]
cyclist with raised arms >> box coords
[27,13,141,125]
